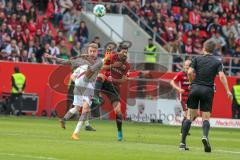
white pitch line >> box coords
[212,149,240,155]
[0,152,61,160]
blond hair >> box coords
[88,43,98,49]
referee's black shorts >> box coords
[187,84,214,112]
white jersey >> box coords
[72,65,95,106]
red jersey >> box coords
[173,71,190,102]
[101,53,130,82]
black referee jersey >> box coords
[191,54,224,88]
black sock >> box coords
[116,114,122,132]
[181,119,192,144]
[94,77,103,97]
[181,117,187,133]
[202,120,210,138]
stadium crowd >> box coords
[0,0,92,64]
[0,0,239,75]
[123,0,240,75]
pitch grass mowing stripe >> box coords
[0,153,61,160]
[0,116,240,160]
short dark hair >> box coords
[119,44,128,51]
[237,79,240,84]
[14,66,19,73]
[203,39,216,53]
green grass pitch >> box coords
[0,116,239,160]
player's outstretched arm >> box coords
[187,67,194,83]
[44,54,71,65]
[88,60,103,72]
[219,71,233,100]
[108,75,127,84]
[170,80,184,93]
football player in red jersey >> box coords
[170,60,191,135]
[91,44,130,141]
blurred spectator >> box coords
[46,0,62,26]
[42,30,53,46]
[0,10,5,26]
[9,50,19,62]
[49,39,60,57]
[55,31,65,44]
[36,43,51,63]
[184,38,193,55]
[92,36,101,48]
[0,0,5,7]
[28,18,37,35]
[12,25,24,43]
[38,17,53,36]
[59,0,73,14]
[15,2,25,19]
[57,39,70,60]
[222,22,238,38]
[75,21,88,45]
[74,0,82,15]
[4,39,20,56]
[1,22,11,36]
[19,15,28,31]
[232,57,240,75]
[19,50,28,62]
[27,40,37,61]
[34,29,42,45]
[5,1,14,18]
[34,0,48,12]
[27,6,37,22]
[62,8,80,40]
[7,13,19,33]
[71,41,81,57]
[23,28,33,45]
[212,32,227,52]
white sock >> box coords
[85,120,90,126]
[74,121,84,134]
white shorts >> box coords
[73,75,95,106]
[73,95,92,106]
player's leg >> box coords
[200,88,214,153]
[84,111,96,131]
[180,101,188,135]
[60,95,81,129]
[201,112,211,152]
[60,105,80,129]
[179,108,198,150]
[179,85,199,150]
[112,101,123,141]
[92,73,106,105]
[72,101,90,140]
[104,82,123,141]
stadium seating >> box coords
[0,0,239,75]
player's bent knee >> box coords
[69,106,80,114]
[79,113,87,121]
[187,108,198,121]
[202,112,211,121]
[82,102,90,113]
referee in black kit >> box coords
[179,39,233,152]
